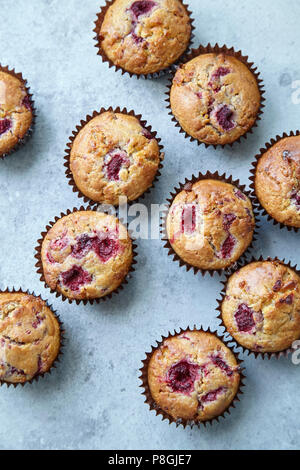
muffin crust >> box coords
[170,53,261,145]
[41,211,133,300]
[99,0,191,75]
[0,71,33,156]
[69,111,161,205]
[148,331,240,422]
[221,261,300,353]
[255,135,300,228]
[0,293,60,384]
[166,179,255,271]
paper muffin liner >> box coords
[64,106,164,207]
[0,287,65,388]
[0,65,36,160]
[93,0,195,79]
[216,255,300,359]
[139,325,246,428]
[34,205,138,305]
[166,43,265,148]
[249,130,300,233]
[161,171,260,277]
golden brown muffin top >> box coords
[166,179,255,271]
[170,53,261,145]
[41,211,133,300]
[99,0,191,75]
[221,261,300,353]
[0,293,60,384]
[255,135,300,228]
[0,71,33,156]
[70,111,161,205]
[148,331,240,422]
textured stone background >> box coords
[0,0,299,450]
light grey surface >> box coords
[0,0,299,451]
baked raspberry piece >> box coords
[72,234,96,259]
[166,359,200,394]
[201,386,226,403]
[210,355,233,377]
[0,118,12,136]
[22,95,32,111]
[94,236,119,262]
[130,0,156,20]
[291,190,300,210]
[235,303,255,332]
[223,213,236,231]
[215,105,235,131]
[220,234,236,259]
[104,150,129,181]
[61,265,92,292]
[181,205,196,234]
[279,294,294,305]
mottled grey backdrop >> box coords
[0,0,299,450]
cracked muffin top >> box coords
[0,70,33,157]
[221,261,300,353]
[41,211,133,300]
[99,0,191,75]
[166,179,255,271]
[170,53,261,145]
[69,111,162,205]
[254,135,300,228]
[0,293,60,384]
[148,330,241,422]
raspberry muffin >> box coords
[254,134,300,228]
[40,211,133,301]
[146,330,241,423]
[68,111,162,205]
[170,52,261,145]
[98,0,192,75]
[0,69,33,157]
[166,178,255,271]
[221,260,300,353]
[0,292,61,385]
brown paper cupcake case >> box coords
[0,65,36,160]
[166,43,265,148]
[161,171,260,277]
[93,0,195,79]
[139,325,246,428]
[0,287,65,388]
[216,255,300,360]
[64,106,164,207]
[249,130,300,233]
[34,205,138,305]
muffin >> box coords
[40,210,133,301]
[68,111,162,205]
[146,330,241,423]
[220,260,300,353]
[0,292,61,384]
[0,69,33,157]
[166,178,255,271]
[98,0,192,75]
[254,134,300,228]
[170,52,261,145]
